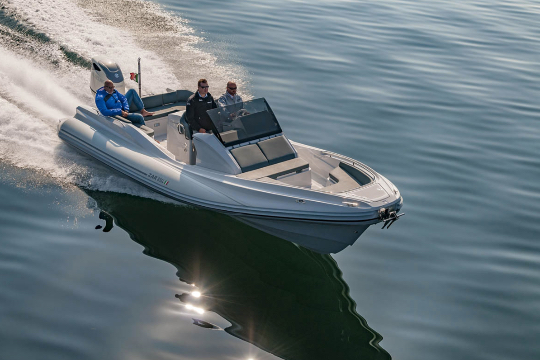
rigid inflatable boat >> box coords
[58,58,404,253]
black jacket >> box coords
[185,92,217,132]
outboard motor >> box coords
[89,57,126,95]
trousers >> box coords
[125,89,145,126]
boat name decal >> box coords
[147,172,169,186]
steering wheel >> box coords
[236,109,249,117]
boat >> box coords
[58,58,404,253]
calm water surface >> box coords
[1,0,540,359]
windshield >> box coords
[207,98,283,146]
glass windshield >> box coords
[207,98,283,146]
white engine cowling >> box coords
[90,57,126,95]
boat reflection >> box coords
[87,190,390,360]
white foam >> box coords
[0,46,173,202]
[0,0,247,202]
[9,0,248,93]
[0,48,83,120]
[7,0,181,93]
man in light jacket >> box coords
[218,81,242,108]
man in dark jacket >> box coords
[185,79,217,133]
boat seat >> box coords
[257,135,296,165]
[237,157,309,180]
[220,130,239,143]
[338,162,371,185]
[128,90,193,121]
[138,124,155,138]
[143,104,186,121]
[323,166,360,193]
[135,90,193,109]
[141,94,163,109]
[230,144,269,172]
[113,115,155,137]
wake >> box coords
[0,0,246,201]
[0,49,164,200]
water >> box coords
[1,0,540,359]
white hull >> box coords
[234,215,372,253]
[58,104,403,253]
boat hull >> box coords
[234,214,373,253]
[58,106,402,253]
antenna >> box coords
[138,57,142,97]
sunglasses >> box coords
[228,87,237,90]
[199,85,209,89]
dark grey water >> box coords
[1,0,540,359]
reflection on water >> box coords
[96,211,114,232]
[88,190,390,360]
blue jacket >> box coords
[95,87,129,116]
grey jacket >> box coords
[217,93,243,107]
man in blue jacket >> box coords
[95,80,153,126]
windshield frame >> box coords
[206,98,283,147]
